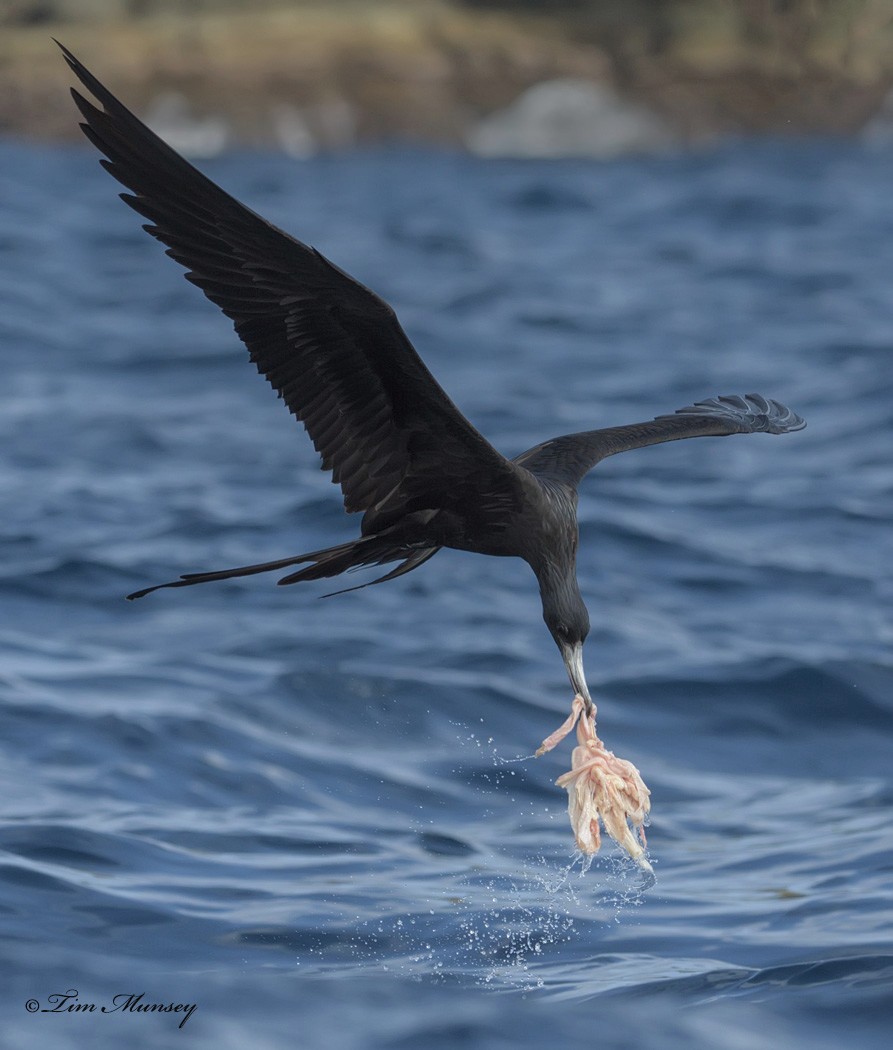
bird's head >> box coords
[543,593,592,708]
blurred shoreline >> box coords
[3,0,893,152]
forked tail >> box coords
[126,536,440,600]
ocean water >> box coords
[1,135,891,1049]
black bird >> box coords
[60,45,804,718]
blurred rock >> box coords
[144,92,228,158]
[6,1,893,146]
[271,105,318,160]
[861,86,893,146]
[0,0,115,24]
[272,96,356,159]
[466,78,675,159]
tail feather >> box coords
[319,546,440,597]
[276,538,428,585]
[126,551,315,600]
[126,536,439,600]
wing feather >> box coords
[59,43,521,520]
[515,393,805,485]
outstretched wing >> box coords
[59,43,521,519]
[514,393,805,485]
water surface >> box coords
[1,137,891,1049]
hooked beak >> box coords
[559,640,593,714]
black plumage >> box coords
[60,44,805,713]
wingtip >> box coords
[742,392,807,434]
[661,393,806,435]
[54,38,78,69]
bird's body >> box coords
[60,45,804,862]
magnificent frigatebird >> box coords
[60,45,804,861]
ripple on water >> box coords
[1,137,891,1049]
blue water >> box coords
[1,136,892,1050]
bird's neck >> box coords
[534,559,589,633]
